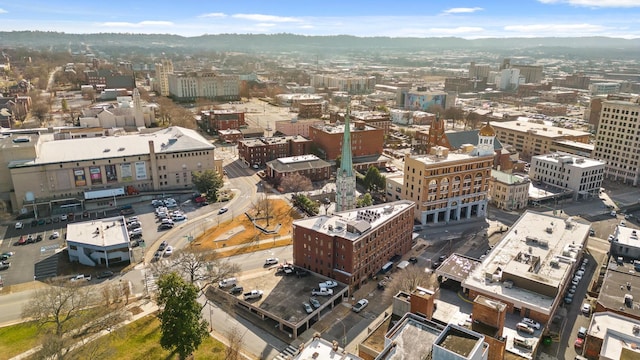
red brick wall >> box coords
[309,126,384,160]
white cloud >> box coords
[429,27,485,34]
[538,0,640,7]
[100,21,174,28]
[255,23,276,28]
[504,23,606,33]
[0,8,7,14]
[442,7,483,14]
[198,12,227,18]
[232,13,303,23]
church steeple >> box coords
[335,107,356,212]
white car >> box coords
[172,214,187,221]
[264,258,279,265]
[164,246,173,256]
[352,299,369,313]
[60,214,68,221]
[15,222,23,229]
[49,231,60,240]
[319,280,338,289]
[129,228,143,236]
[521,317,541,330]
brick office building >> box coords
[309,121,383,161]
[292,200,414,288]
[238,135,312,168]
[200,109,245,133]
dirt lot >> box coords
[191,199,301,256]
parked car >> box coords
[129,228,143,237]
[60,214,68,221]
[516,322,535,334]
[0,252,14,261]
[126,216,139,223]
[0,261,10,270]
[52,216,60,223]
[303,302,313,314]
[30,219,38,227]
[18,236,26,245]
[574,337,584,349]
[521,318,541,330]
[408,256,418,264]
[15,221,23,229]
[311,288,333,296]
[352,299,369,313]
[218,207,229,215]
[229,285,244,295]
[49,231,60,240]
[163,246,173,256]
[70,274,92,282]
[26,234,35,244]
[319,280,338,289]
[35,234,42,242]
[130,232,143,240]
[264,257,279,266]
[96,271,114,279]
[581,303,591,316]
[37,219,45,225]
[158,241,167,251]
[309,297,321,309]
[172,214,187,222]
[158,223,174,230]
[243,290,263,300]
[127,222,142,230]
[219,277,237,288]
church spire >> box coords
[335,106,356,212]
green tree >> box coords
[192,169,224,202]
[363,166,385,192]
[157,272,209,360]
[357,193,373,208]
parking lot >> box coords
[0,194,212,287]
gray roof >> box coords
[445,130,502,151]
[10,126,214,167]
[267,157,331,173]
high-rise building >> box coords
[593,97,640,185]
[335,108,356,212]
[154,59,173,97]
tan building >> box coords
[489,170,530,211]
[274,118,324,138]
[491,119,590,160]
[403,145,493,225]
[593,98,640,186]
[5,127,221,214]
[154,59,173,97]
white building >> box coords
[593,98,640,186]
[492,68,524,91]
[79,89,155,128]
[589,82,621,96]
[310,74,376,94]
[66,216,131,267]
[530,152,605,200]
[167,72,239,101]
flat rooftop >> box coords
[313,123,378,134]
[532,153,605,169]
[66,216,129,248]
[295,337,361,360]
[590,312,640,359]
[378,314,443,359]
[278,154,320,164]
[293,200,414,241]
[410,150,489,167]
[435,325,484,358]
[437,254,481,283]
[597,265,640,319]
[491,170,529,186]
[10,127,214,167]
[463,211,590,315]
[611,226,640,249]
[492,119,590,138]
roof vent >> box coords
[118,147,125,151]
[103,148,110,152]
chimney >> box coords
[410,287,438,320]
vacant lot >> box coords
[192,199,301,256]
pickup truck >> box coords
[243,290,263,300]
[311,288,333,296]
[70,274,92,282]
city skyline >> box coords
[0,0,639,39]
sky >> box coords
[0,0,639,39]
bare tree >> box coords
[224,326,245,360]
[388,266,435,295]
[22,280,129,360]
[279,173,313,194]
[170,248,240,290]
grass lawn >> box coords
[0,321,45,358]
[70,314,227,360]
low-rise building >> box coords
[275,117,325,138]
[609,227,640,263]
[584,312,640,359]
[66,216,130,267]
[489,170,530,211]
[463,211,590,324]
[266,154,332,182]
[292,200,414,288]
[199,109,245,133]
[217,129,243,144]
[309,121,383,161]
[530,153,605,200]
[237,135,312,168]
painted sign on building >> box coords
[135,161,147,180]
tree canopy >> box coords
[157,272,209,360]
[363,166,385,192]
[279,173,313,193]
[192,169,224,202]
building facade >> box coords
[593,98,640,186]
[530,153,605,199]
[5,127,221,213]
[274,118,325,138]
[491,120,590,160]
[154,59,173,96]
[489,170,530,211]
[66,216,131,267]
[266,154,331,183]
[292,200,415,288]
[310,74,376,94]
[403,146,493,225]
[309,122,384,161]
[199,109,246,133]
[237,135,312,168]
[167,72,240,101]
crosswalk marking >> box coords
[273,345,298,360]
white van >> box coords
[218,277,237,288]
[513,336,532,349]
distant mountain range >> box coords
[1,31,639,58]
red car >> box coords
[18,235,26,245]
[574,337,584,349]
